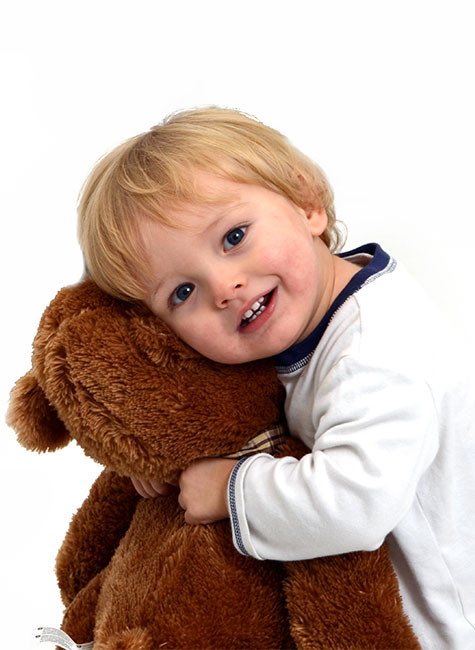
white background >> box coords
[1,1,474,648]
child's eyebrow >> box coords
[151,279,163,301]
[211,201,249,225]
[222,201,248,215]
[192,201,249,234]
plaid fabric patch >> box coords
[224,424,287,459]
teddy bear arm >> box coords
[56,469,140,607]
[60,569,106,646]
[284,543,420,649]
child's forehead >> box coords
[186,170,243,204]
[164,172,247,223]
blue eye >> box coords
[224,226,247,251]
[172,283,195,305]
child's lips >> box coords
[239,289,276,331]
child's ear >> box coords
[306,206,328,237]
[6,371,71,452]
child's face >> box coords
[139,173,336,364]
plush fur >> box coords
[7,280,420,649]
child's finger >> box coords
[131,476,174,498]
[150,479,175,496]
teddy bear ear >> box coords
[6,370,71,452]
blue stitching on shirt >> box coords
[228,457,250,556]
[275,352,314,375]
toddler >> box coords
[78,107,475,649]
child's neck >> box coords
[330,254,362,303]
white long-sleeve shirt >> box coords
[228,243,475,649]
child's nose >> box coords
[211,272,246,308]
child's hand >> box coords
[178,458,238,525]
[131,477,176,498]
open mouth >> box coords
[240,290,274,328]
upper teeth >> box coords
[243,296,266,321]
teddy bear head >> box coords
[7,281,285,483]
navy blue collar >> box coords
[274,243,394,371]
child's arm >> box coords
[228,370,438,561]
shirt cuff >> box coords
[227,454,269,559]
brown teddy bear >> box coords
[7,280,420,650]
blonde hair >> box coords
[78,107,344,301]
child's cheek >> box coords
[258,238,310,276]
[256,238,290,266]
